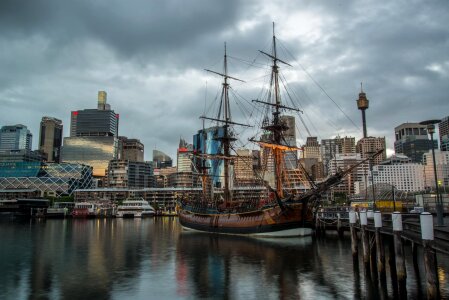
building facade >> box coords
[321,136,355,176]
[193,126,224,187]
[439,116,449,151]
[177,138,193,173]
[62,91,119,176]
[356,137,387,165]
[328,153,369,195]
[0,124,32,153]
[153,149,173,169]
[423,150,449,189]
[371,161,425,192]
[118,136,144,162]
[107,160,153,189]
[0,162,93,196]
[394,122,437,163]
[39,117,63,162]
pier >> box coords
[316,208,449,298]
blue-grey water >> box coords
[0,218,448,300]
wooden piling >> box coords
[374,211,385,280]
[392,211,407,298]
[337,213,344,238]
[349,211,358,258]
[420,212,440,299]
[360,211,370,271]
[370,231,378,280]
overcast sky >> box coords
[1,0,448,162]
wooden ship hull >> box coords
[179,202,314,237]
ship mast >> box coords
[256,23,295,198]
[202,43,246,206]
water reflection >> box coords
[0,218,448,299]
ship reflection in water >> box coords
[0,218,448,299]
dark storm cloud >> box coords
[0,0,448,160]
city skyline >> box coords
[1,1,448,161]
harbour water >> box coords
[0,218,448,299]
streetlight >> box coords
[420,119,443,226]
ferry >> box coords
[72,202,98,218]
[45,202,75,218]
[116,198,155,218]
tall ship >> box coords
[178,24,379,237]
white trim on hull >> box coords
[181,226,312,237]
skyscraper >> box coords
[70,91,118,137]
[39,117,63,162]
[193,126,225,187]
[177,138,193,172]
[62,91,119,177]
[0,124,32,153]
[153,149,173,169]
[118,136,144,162]
[394,122,437,163]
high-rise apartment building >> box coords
[39,117,63,162]
[321,136,356,176]
[394,122,437,163]
[302,137,321,159]
[62,91,119,177]
[301,137,323,180]
[0,124,32,153]
[107,160,153,188]
[439,116,449,151]
[356,137,387,165]
[328,153,369,195]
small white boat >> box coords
[116,198,155,218]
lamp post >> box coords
[420,119,443,226]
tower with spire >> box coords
[356,83,369,138]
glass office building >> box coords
[0,124,33,152]
[61,136,118,177]
[193,126,225,187]
[0,162,93,196]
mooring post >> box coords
[349,211,358,259]
[321,212,326,235]
[392,211,407,297]
[374,211,385,280]
[337,213,344,238]
[420,212,440,299]
[360,210,370,271]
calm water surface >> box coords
[0,218,448,299]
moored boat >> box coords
[45,202,75,218]
[116,198,155,218]
[72,202,98,218]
